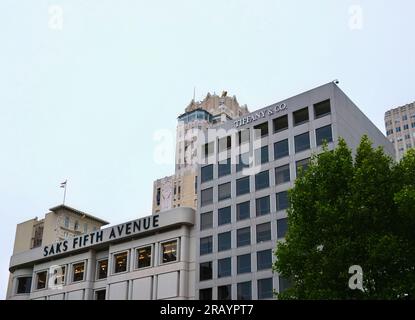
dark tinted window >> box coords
[199,288,212,300]
[256,222,271,243]
[296,158,310,177]
[237,227,251,247]
[17,277,32,294]
[236,152,250,172]
[237,281,252,300]
[237,254,251,274]
[254,122,269,138]
[218,182,231,201]
[200,262,213,281]
[218,285,231,300]
[236,176,250,196]
[294,132,310,152]
[237,201,250,221]
[276,191,288,211]
[275,164,290,185]
[277,218,288,239]
[218,206,231,226]
[255,146,269,165]
[273,115,288,132]
[200,211,213,230]
[279,277,292,293]
[316,125,333,146]
[256,196,270,216]
[218,158,231,177]
[314,99,331,118]
[201,164,214,183]
[274,139,289,159]
[218,231,232,252]
[293,107,309,126]
[255,170,270,190]
[201,188,213,207]
[200,236,213,255]
[257,249,272,270]
[218,257,232,278]
[258,278,273,299]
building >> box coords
[384,101,415,160]
[152,91,249,213]
[194,82,394,300]
[7,207,195,300]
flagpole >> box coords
[63,183,67,205]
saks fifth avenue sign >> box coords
[43,215,160,258]
[234,103,287,128]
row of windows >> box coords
[199,219,288,256]
[16,240,178,294]
[62,216,97,234]
[203,100,331,156]
[202,125,332,181]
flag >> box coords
[60,180,67,188]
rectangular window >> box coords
[73,262,85,282]
[237,254,251,274]
[256,222,271,243]
[137,246,152,268]
[404,124,409,130]
[218,158,231,177]
[274,139,289,159]
[276,191,289,211]
[238,129,250,145]
[294,132,310,152]
[200,262,213,281]
[218,182,231,201]
[396,127,401,132]
[314,99,331,119]
[237,281,252,300]
[275,164,290,185]
[236,176,250,196]
[200,236,213,256]
[162,240,178,263]
[218,206,231,226]
[201,164,214,183]
[236,152,250,172]
[403,115,408,121]
[293,107,309,126]
[36,271,47,290]
[95,289,106,300]
[218,136,232,152]
[51,265,66,286]
[279,277,292,293]
[218,231,232,252]
[17,277,32,294]
[218,257,232,278]
[256,196,270,216]
[255,170,270,190]
[254,146,269,165]
[97,259,108,280]
[113,252,128,274]
[254,122,269,138]
[203,142,214,158]
[201,188,213,207]
[316,125,333,146]
[200,211,213,230]
[237,227,251,247]
[277,218,288,239]
[218,285,231,300]
[257,249,272,270]
[199,288,212,300]
[273,115,288,132]
[296,158,310,177]
[258,278,274,299]
[237,201,250,221]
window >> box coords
[201,165,214,183]
[256,222,271,243]
[218,231,232,252]
[405,134,411,140]
[218,285,231,300]
[293,107,309,126]
[64,216,69,228]
[314,100,331,118]
[218,257,231,278]
[203,142,214,158]
[218,136,232,152]
[386,129,394,135]
[236,176,250,196]
[237,227,251,247]
[97,259,108,280]
[412,122,415,128]
[277,218,288,239]
[256,196,270,216]
[162,240,178,263]
[258,278,273,299]
[218,158,231,177]
[274,139,289,159]
[255,170,269,190]
[237,201,250,221]
[201,188,213,207]
[276,191,289,211]
[16,277,32,294]
[199,288,212,300]
[273,115,288,132]
[200,262,213,281]
[218,182,231,201]
[137,246,152,268]
[200,236,213,255]
[237,281,252,300]
[95,289,106,300]
[257,249,272,270]
[254,146,269,165]
[294,132,310,152]
[74,220,79,231]
[200,211,213,230]
[73,262,85,282]
[404,124,409,130]
[237,254,251,274]
[316,125,333,146]
[36,271,47,290]
[296,158,310,177]
[396,127,401,133]
[254,122,269,138]
[51,265,66,286]
[275,164,290,185]
[236,152,250,172]
[83,223,88,234]
[279,277,292,293]
[238,129,250,145]
[403,115,408,121]
[156,188,161,206]
[218,207,231,226]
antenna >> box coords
[193,87,196,101]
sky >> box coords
[0,0,414,299]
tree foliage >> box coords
[273,136,415,299]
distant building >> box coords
[384,101,415,160]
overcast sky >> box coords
[1,0,414,299]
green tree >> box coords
[273,136,415,299]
